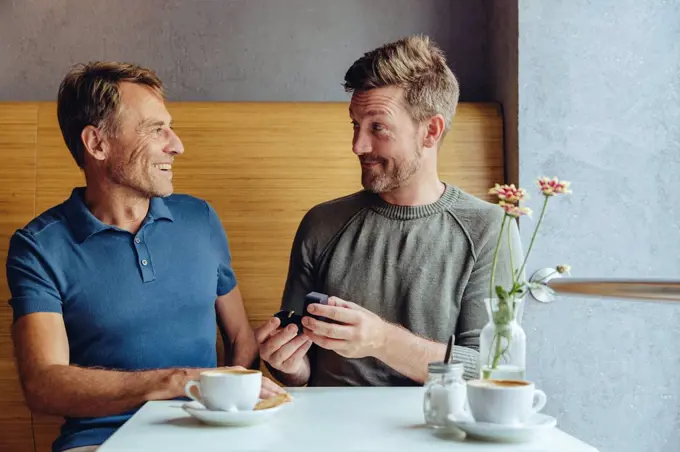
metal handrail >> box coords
[548,279,680,302]
[528,268,680,304]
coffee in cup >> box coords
[465,379,547,425]
[184,368,262,412]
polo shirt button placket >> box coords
[134,230,154,282]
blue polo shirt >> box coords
[6,187,238,451]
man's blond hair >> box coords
[343,35,459,134]
[57,61,164,168]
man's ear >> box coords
[422,114,446,149]
[81,125,109,163]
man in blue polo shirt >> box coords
[6,62,283,452]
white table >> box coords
[98,387,599,451]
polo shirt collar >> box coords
[64,187,174,243]
[148,195,174,223]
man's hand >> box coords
[302,296,387,359]
[151,365,285,401]
[255,317,312,375]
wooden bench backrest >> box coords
[0,101,504,451]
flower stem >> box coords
[492,331,512,369]
[507,218,515,286]
[491,326,512,370]
[491,332,503,369]
[490,215,508,300]
[535,269,559,284]
[518,196,550,278]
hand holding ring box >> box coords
[273,291,331,333]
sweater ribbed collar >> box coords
[369,183,459,220]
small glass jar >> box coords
[423,360,466,428]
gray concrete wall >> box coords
[517,1,680,451]
[0,0,488,101]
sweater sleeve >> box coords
[280,211,318,313]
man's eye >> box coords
[372,123,384,131]
[351,121,359,129]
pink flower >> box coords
[489,184,527,203]
[538,177,571,196]
[499,201,532,218]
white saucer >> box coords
[447,413,557,443]
[181,401,288,426]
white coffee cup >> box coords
[465,379,547,425]
[184,369,262,412]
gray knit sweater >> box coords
[281,183,523,385]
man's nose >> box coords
[352,130,371,156]
[166,129,184,155]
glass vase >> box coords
[479,296,526,380]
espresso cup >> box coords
[184,368,262,412]
[465,379,547,425]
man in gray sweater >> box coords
[256,35,522,386]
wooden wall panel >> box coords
[1,101,504,452]
[0,103,39,452]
